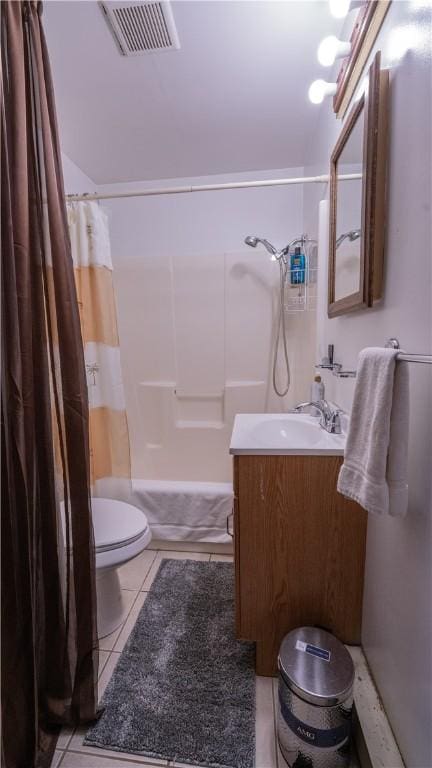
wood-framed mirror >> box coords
[328,51,388,318]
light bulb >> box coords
[318,36,351,66]
[308,80,337,105]
[329,0,351,18]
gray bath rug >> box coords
[85,559,255,768]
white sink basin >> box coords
[229,413,346,456]
[250,417,323,449]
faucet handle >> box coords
[316,398,332,415]
[329,409,342,434]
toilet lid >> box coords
[92,498,149,551]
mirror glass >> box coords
[334,108,364,302]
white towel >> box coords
[337,347,409,517]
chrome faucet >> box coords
[294,399,342,434]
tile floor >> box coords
[53,549,360,768]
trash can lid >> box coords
[278,627,354,707]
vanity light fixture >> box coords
[329,0,362,19]
[318,36,351,66]
[308,79,337,105]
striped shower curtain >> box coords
[67,201,131,497]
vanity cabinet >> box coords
[233,454,367,676]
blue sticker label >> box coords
[306,643,331,661]
[295,639,331,662]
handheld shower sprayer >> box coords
[244,235,278,258]
[244,234,309,264]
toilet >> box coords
[92,497,152,638]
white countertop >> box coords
[229,412,346,456]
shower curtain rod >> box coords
[65,172,362,202]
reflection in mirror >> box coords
[334,108,364,302]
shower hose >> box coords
[273,257,290,398]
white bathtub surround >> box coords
[101,168,316,485]
[338,348,409,517]
[131,480,233,543]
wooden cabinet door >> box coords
[234,454,367,674]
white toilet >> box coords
[92,497,152,638]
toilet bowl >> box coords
[92,497,152,638]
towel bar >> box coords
[385,338,432,365]
[317,340,432,380]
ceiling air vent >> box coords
[100,1,180,56]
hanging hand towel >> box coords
[337,347,409,516]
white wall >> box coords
[303,3,432,765]
[62,152,97,194]
[98,167,315,481]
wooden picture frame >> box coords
[333,0,391,118]
[328,51,388,318]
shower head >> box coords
[349,229,361,241]
[244,235,278,256]
[336,229,361,249]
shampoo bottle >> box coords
[290,246,306,285]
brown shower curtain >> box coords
[1,3,99,767]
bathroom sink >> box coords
[229,413,346,456]
[250,417,322,448]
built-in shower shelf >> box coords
[174,390,224,399]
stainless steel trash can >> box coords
[277,627,354,768]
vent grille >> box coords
[100,1,180,56]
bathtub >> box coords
[130,479,233,543]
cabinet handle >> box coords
[226,511,234,538]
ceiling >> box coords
[43,0,343,184]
